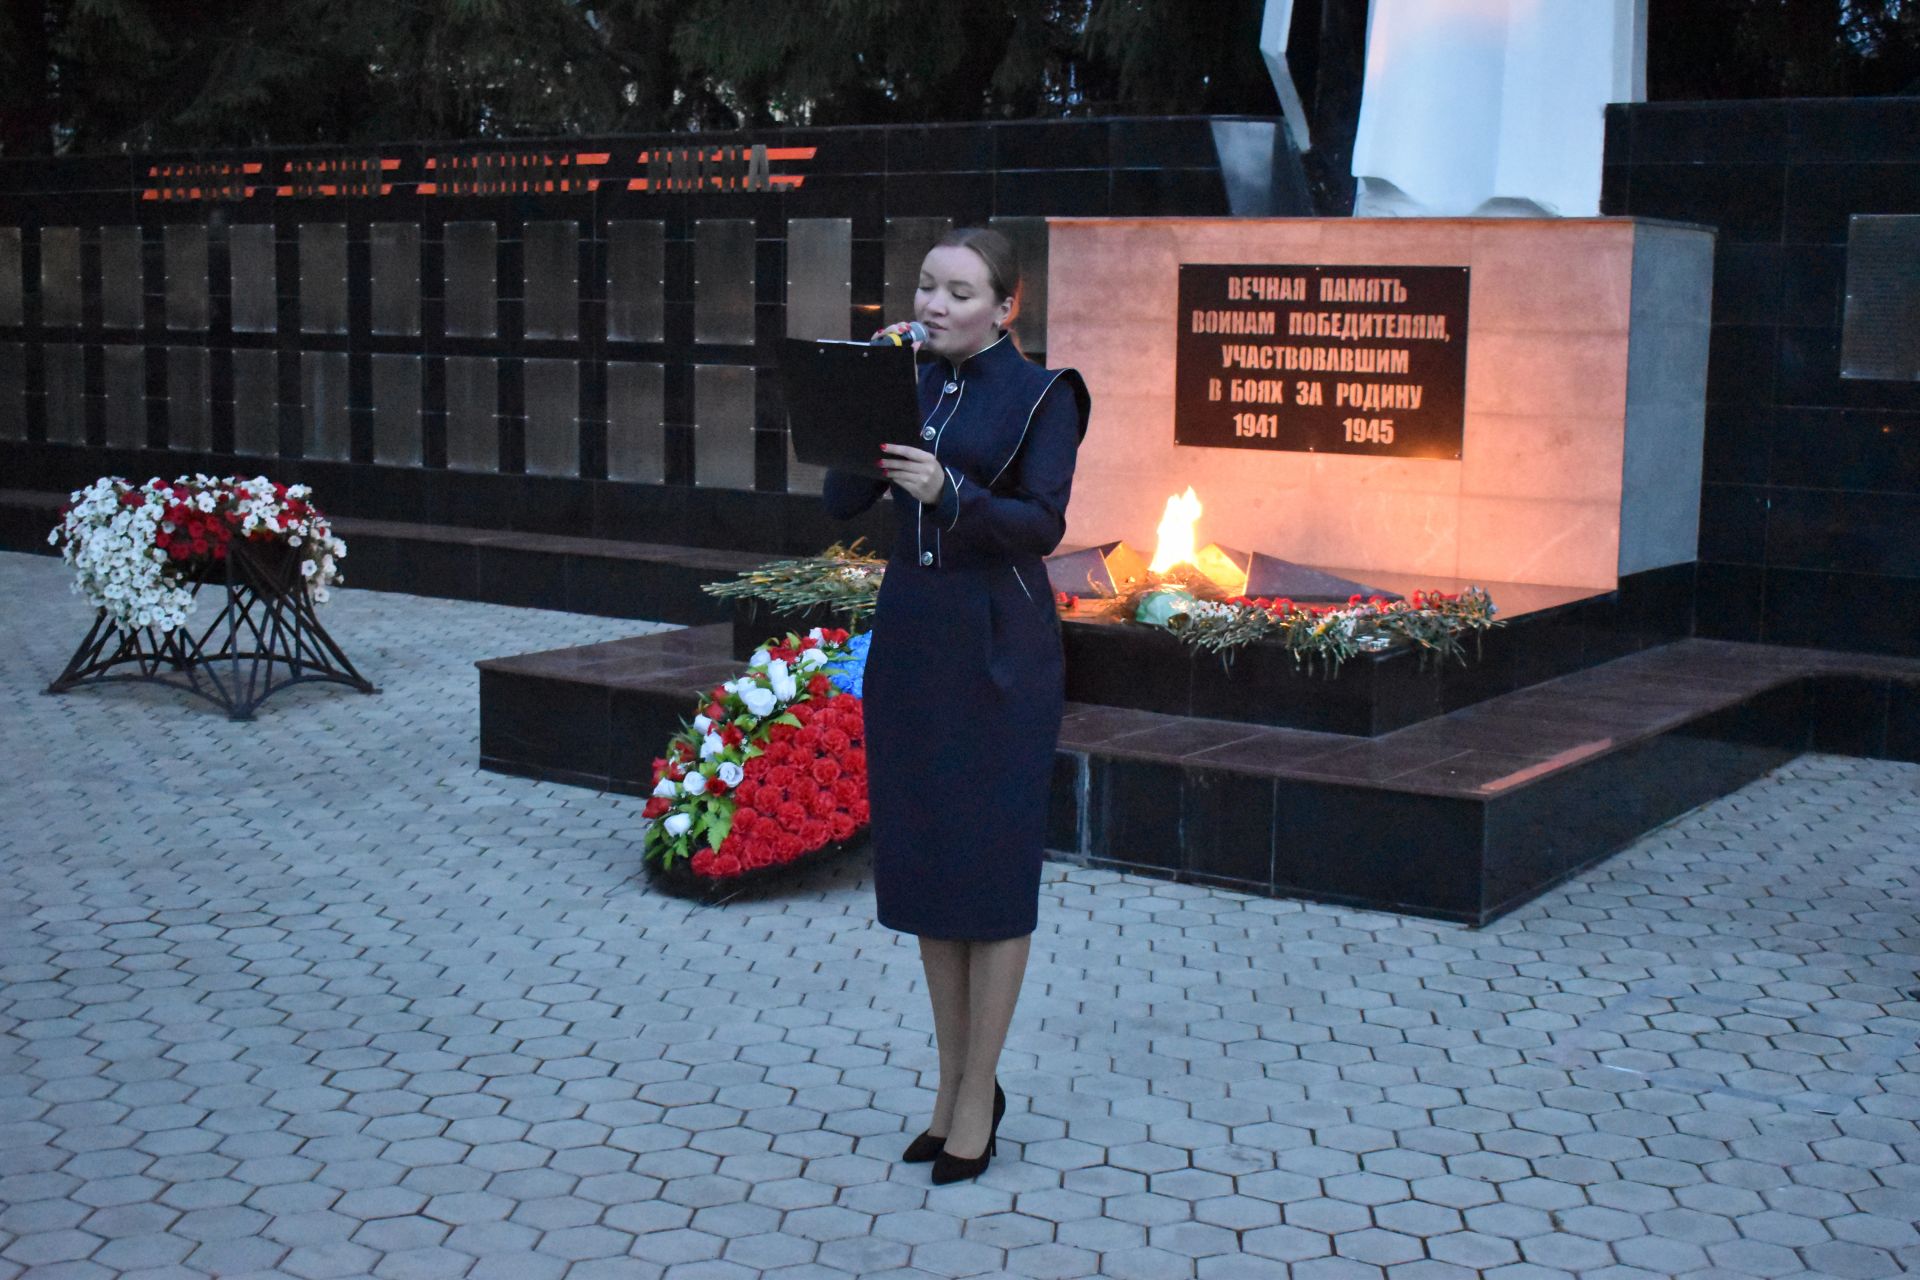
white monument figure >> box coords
[1332,0,1647,217]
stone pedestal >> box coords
[1048,216,1713,591]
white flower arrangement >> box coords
[50,475,348,634]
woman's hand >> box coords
[879,443,946,505]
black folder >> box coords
[779,338,922,480]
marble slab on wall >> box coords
[1046,217,1713,590]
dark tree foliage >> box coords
[1650,0,1920,99]
[0,0,1276,155]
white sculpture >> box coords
[1267,0,1648,218]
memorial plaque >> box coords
[100,227,145,330]
[164,224,209,331]
[0,229,21,326]
[231,349,280,455]
[229,225,279,334]
[167,346,210,451]
[41,228,82,327]
[1175,264,1469,460]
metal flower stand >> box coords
[47,538,376,720]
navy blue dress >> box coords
[824,333,1090,940]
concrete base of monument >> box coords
[475,619,1920,924]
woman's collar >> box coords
[945,329,1012,376]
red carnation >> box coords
[801,818,832,850]
[830,811,858,842]
[768,765,797,790]
[746,843,776,869]
[810,758,840,785]
[777,800,808,828]
[713,853,744,877]
[691,850,717,875]
[851,799,871,824]
[832,777,864,806]
[790,702,815,725]
[169,544,190,561]
[643,796,669,819]
[769,723,797,744]
[732,806,759,831]
[845,749,867,776]
[732,781,758,809]
[807,788,837,818]
[807,674,832,697]
[775,832,803,861]
[823,729,851,754]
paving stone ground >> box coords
[3,548,1920,1280]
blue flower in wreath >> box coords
[824,630,871,699]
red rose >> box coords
[720,725,744,747]
[704,702,725,720]
[830,812,857,841]
[809,758,839,785]
[807,674,832,697]
[651,757,668,779]
[707,777,729,797]
[642,797,669,819]
[710,685,728,701]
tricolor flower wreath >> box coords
[642,628,873,887]
[50,475,346,633]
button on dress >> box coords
[823,333,1091,940]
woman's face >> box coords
[914,245,1011,362]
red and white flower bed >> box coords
[642,627,869,884]
[51,475,346,633]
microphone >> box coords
[871,321,929,347]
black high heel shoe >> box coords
[931,1081,1006,1184]
[903,1081,1003,1164]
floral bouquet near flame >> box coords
[642,627,871,886]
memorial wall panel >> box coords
[231,348,279,456]
[167,346,210,452]
[370,223,421,337]
[299,224,349,335]
[445,222,498,339]
[524,221,579,341]
[607,361,666,483]
[301,350,350,460]
[524,358,579,477]
[40,228,81,327]
[103,344,147,448]
[607,221,664,343]
[694,363,755,488]
[100,226,144,330]
[372,354,422,466]
[445,355,499,471]
[229,224,278,334]
[43,344,84,443]
[0,228,21,326]
[0,343,23,440]
[163,225,209,331]
[694,220,755,346]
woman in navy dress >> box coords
[823,227,1089,1183]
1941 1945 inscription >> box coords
[1174,263,1470,460]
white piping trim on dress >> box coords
[944,469,964,531]
[987,369,1069,488]
[1010,562,1036,604]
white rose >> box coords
[722,680,740,694]
[683,772,708,796]
[651,776,679,798]
[717,761,744,787]
[740,686,777,717]
[699,732,724,760]
[749,648,770,669]
[798,648,828,670]
[663,812,692,836]
[767,659,797,702]
[692,714,712,734]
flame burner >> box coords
[1045,487,1400,605]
